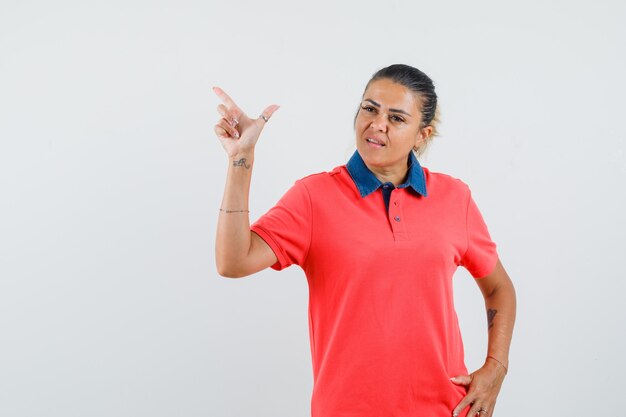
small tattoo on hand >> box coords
[487,309,497,329]
[233,158,250,169]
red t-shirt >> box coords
[250,155,498,417]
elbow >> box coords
[216,263,238,278]
[215,260,247,279]
[215,247,240,278]
[215,245,256,278]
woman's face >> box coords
[355,78,427,174]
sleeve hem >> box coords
[471,252,499,279]
[250,224,288,271]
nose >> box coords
[370,112,388,132]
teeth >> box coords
[367,138,383,145]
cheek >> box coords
[355,116,368,130]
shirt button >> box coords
[394,215,401,222]
[393,201,398,206]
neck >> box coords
[367,164,409,187]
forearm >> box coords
[452,278,516,417]
[215,151,255,276]
[484,277,516,369]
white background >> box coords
[1,1,624,416]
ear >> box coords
[414,125,433,147]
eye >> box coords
[361,105,375,112]
[391,115,405,123]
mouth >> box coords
[366,137,386,148]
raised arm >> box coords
[212,87,280,278]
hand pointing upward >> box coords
[212,86,280,157]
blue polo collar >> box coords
[345,149,428,198]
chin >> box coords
[358,149,386,167]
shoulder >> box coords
[293,165,352,190]
[422,166,470,194]
[422,165,466,186]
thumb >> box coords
[450,374,473,386]
[256,104,280,126]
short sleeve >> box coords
[459,187,499,279]
[250,179,312,271]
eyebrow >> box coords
[364,99,412,117]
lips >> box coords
[366,137,386,147]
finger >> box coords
[215,118,239,139]
[217,117,240,138]
[468,403,488,417]
[262,104,280,119]
[217,104,239,127]
[257,104,280,125]
[452,394,475,417]
[450,374,473,386]
[214,124,228,139]
[212,86,241,113]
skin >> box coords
[450,259,516,417]
[212,83,516,417]
[213,86,278,278]
[354,78,432,186]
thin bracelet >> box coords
[486,355,508,374]
[219,208,250,213]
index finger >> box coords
[212,86,239,110]
[452,393,475,417]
